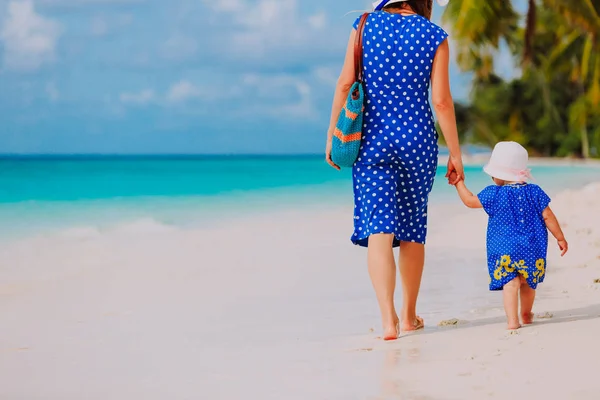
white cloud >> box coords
[39,0,144,6]
[211,0,244,12]
[204,0,334,60]
[160,33,197,61]
[90,15,108,36]
[0,0,62,71]
[88,12,133,37]
[120,89,156,105]
[313,66,339,87]
[46,81,59,101]
[241,73,315,118]
[119,81,202,107]
[307,12,326,30]
[166,80,201,103]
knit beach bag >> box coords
[331,13,368,168]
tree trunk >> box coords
[581,122,590,159]
[579,79,591,159]
[523,0,537,64]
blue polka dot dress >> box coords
[478,184,551,290]
[350,12,449,247]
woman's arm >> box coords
[542,207,568,256]
[431,40,463,183]
[325,30,357,170]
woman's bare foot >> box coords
[383,318,400,341]
[507,320,521,330]
[401,315,424,332]
[521,312,534,325]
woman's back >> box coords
[355,12,447,101]
[352,11,448,166]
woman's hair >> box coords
[384,0,433,20]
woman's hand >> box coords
[325,139,340,170]
[445,156,464,185]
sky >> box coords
[0,0,484,154]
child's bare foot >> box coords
[521,312,534,325]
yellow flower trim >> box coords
[493,268,503,280]
[500,255,511,268]
[536,259,545,276]
[519,270,529,279]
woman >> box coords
[325,0,464,340]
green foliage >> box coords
[444,0,600,158]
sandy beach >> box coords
[1,181,599,399]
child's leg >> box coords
[503,276,521,330]
[519,275,536,324]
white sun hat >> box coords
[372,0,449,11]
[483,141,533,182]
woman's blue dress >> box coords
[350,12,449,247]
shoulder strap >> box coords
[354,13,369,83]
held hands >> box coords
[445,156,464,185]
[557,239,569,257]
[447,171,458,185]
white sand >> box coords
[1,183,599,399]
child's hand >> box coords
[558,239,568,256]
[448,171,458,185]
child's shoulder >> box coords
[522,183,549,197]
[524,183,543,190]
[478,184,500,196]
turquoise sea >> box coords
[0,155,598,239]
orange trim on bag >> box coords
[333,128,362,143]
[344,107,359,120]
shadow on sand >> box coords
[411,302,600,337]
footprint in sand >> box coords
[437,318,466,327]
[536,312,554,319]
[347,348,373,353]
[593,278,600,284]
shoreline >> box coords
[440,153,600,167]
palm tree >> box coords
[541,2,600,158]
[443,0,600,158]
[444,0,600,71]
[441,0,518,78]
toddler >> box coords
[451,142,568,330]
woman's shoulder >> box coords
[416,17,449,39]
[353,11,390,29]
[353,12,447,35]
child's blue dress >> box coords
[478,183,551,290]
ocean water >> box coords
[0,155,598,239]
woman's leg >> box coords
[398,241,425,331]
[519,275,536,324]
[368,233,399,340]
[503,276,521,330]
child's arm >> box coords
[454,179,483,209]
[542,207,568,256]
